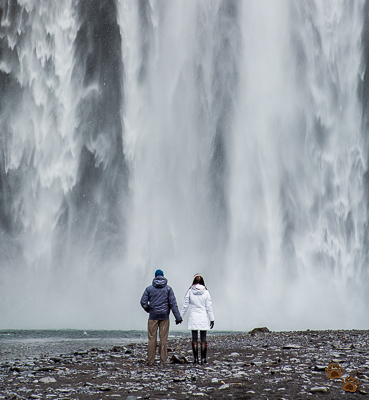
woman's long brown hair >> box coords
[192,274,206,287]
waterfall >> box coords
[226,0,366,329]
[0,0,367,330]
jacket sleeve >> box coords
[140,287,150,313]
[168,287,181,321]
[180,289,190,318]
[205,291,215,321]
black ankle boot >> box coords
[191,341,199,364]
[200,342,207,365]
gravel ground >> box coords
[0,329,368,399]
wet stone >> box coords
[310,386,330,393]
[283,344,301,349]
[39,377,56,383]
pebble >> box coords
[218,384,230,390]
[39,377,56,383]
[283,344,301,349]
[99,385,112,391]
[310,386,330,393]
[251,361,263,367]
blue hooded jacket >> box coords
[140,276,181,321]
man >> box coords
[140,269,182,365]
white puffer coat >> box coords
[180,284,214,330]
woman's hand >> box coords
[210,321,214,329]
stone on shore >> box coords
[39,377,56,383]
[310,386,330,393]
[248,327,270,334]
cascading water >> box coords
[226,1,367,329]
[0,0,368,330]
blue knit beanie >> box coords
[155,269,164,277]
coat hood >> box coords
[191,283,206,295]
[152,275,168,288]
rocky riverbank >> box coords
[0,329,368,399]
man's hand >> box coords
[210,321,214,329]
[176,318,183,325]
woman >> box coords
[180,274,215,364]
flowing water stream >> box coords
[0,0,368,330]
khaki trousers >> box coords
[147,319,170,365]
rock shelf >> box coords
[0,330,368,399]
